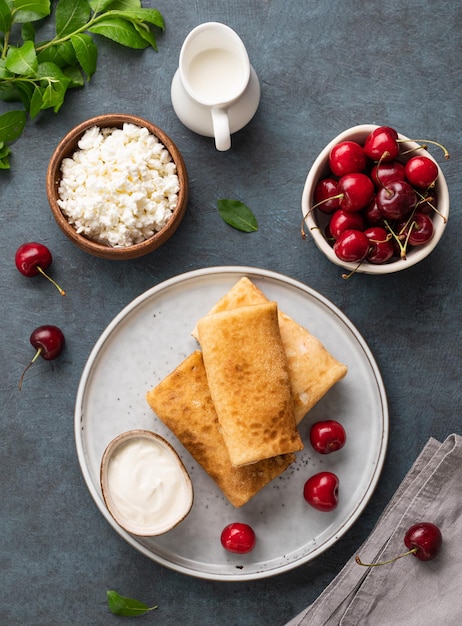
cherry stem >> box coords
[399,144,428,156]
[18,347,43,390]
[375,152,391,193]
[341,255,367,280]
[36,266,66,296]
[384,220,409,259]
[355,547,417,567]
[397,138,450,160]
[301,193,344,238]
[415,189,447,223]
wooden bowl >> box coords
[46,114,188,260]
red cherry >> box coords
[363,197,385,227]
[220,523,256,554]
[363,126,399,162]
[364,226,394,264]
[397,212,434,246]
[333,229,370,263]
[329,141,367,176]
[376,180,417,220]
[15,242,66,296]
[314,177,340,214]
[371,160,406,188]
[404,522,442,561]
[337,173,374,212]
[356,522,442,566]
[19,325,65,390]
[303,472,339,512]
[404,155,438,189]
[329,209,365,239]
[310,420,346,454]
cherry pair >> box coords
[15,242,66,389]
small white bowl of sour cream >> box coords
[100,430,194,537]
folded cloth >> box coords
[285,434,462,626]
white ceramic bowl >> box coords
[301,124,450,274]
[100,430,193,536]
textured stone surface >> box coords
[0,1,461,624]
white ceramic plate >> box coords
[75,267,388,581]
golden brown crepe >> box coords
[146,351,295,507]
[192,277,348,423]
[196,301,303,467]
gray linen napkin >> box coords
[285,434,462,626]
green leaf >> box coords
[36,60,71,110]
[0,58,13,78]
[21,21,36,42]
[109,8,165,30]
[71,32,97,78]
[37,39,77,66]
[217,199,258,232]
[89,16,149,48]
[106,590,157,617]
[0,0,13,33]
[28,83,43,117]
[5,40,38,74]
[55,0,91,38]
[93,0,141,10]
[61,63,84,87]
[0,141,12,168]
[0,109,26,142]
[88,0,121,12]
[12,0,51,24]
[131,21,157,50]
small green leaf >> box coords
[0,109,26,142]
[89,16,150,48]
[71,32,97,78]
[217,199,258,232]
[61,63,85,87]
[109,8,165,30]
[36,60,71,111]
[55,0,91,38]
[131,21,157,50]
[93,0,141,10]
[11,0,51,24]
[0,0,13,33]
[5,40,38,74]
[88,0,121,13]
[106,590,158,617]
[29,84,43,118]
[21,21,36,42]
[0,141,12,169]
[37,40,77,66]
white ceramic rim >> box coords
[179,21,250,107]
[301,124,450,274]
[75,266,389,581]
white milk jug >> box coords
[171,22,260,151]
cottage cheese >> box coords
[57,123,180,247]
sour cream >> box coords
[103,432,193,535]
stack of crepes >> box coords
[146,277,348,507]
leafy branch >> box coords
[0,0,164,168]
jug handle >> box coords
[211,107,231,151]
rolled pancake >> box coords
[192,277,348,424]
[197,301,303,467]
[146,351,295,507]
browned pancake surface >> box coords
[146,351,295,507]
[192,277,347,423]
[197,301,303,467]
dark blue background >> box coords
[1,1,460,624]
